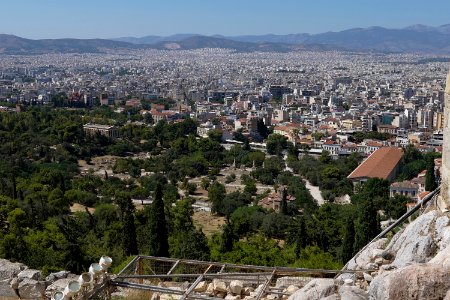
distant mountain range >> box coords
[2,24,450,54]
[0,34,135,54]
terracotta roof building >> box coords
[347,147,404,184]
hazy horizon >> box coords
[1,0,450,39]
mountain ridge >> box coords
[3,24,450,54]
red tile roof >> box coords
[348,147,404,180]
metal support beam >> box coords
[218,264,226,273]
[167,260,180,275]
[180,275,204,300]
[117,256,139,276]
[255,269,276,300]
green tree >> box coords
[257,119,269,139]
[221,221,236,252]
[280,188,288,215]
[341,217,355,263]
[169,199,210,260]
[266,134,288,156]
[116,192,138,256]
[209,181,226,215]
[425,159,437,191]
[353,199,379,253]
[148,184,169,257]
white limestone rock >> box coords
[0,259,27,280]
[283,285,299,295]
[321,295,340,300]
[243,286,254,295]
[339,285,368,300]
[45,270,70,283]
[346,238,388,271]
[194,281,208,293]
[225,295,241,300]
[0,279,19,298]
[229,280,243,295]
[288,279,335,300]
[275,276,312,288]
[429,243,450,268]
[363,273,373,282]
[17,278,46,299]
[369,263,450,300]
[213,279,228,293]
[386,210,439,267]
[45,277,76,298]
[434,215,450,249]
[206,282,214,295]
[17,269,42,281]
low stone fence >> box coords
[0,257,112,299]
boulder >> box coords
[17,278,46,299]
[275,277,312,288]
[363,273,373,282]
[194,281,208,293]
[288,279,335,300]
[206,282,214,295]
[45,271,70,283]
[346,238,388,271]
[284,285,299,295]
[160,294,181,300]
[369,263,450,299]
[343,278,354,286]
[434,215,450,250]
[229,280,243,295]
[213,280,228,293]
[0,279,19,298]
[225,295,240,300]
[0,259,27,280]
[18,269,42,281]
[45,278,75,298]
[429,243,450,267]
[445,289,450,300]
[386,210,439,267]
[215,291,227,299]
[339,285,368,300]
[322,295,340,300]
[243,287,254,295]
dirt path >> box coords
[303,179,325,206]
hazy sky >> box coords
[2,0,450,39]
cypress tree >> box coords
[353,199,379,254]
[116,192,138,256]
[294,216,308,259]
[221,220,235,252]
[280,188,288,215]
[149,184,169,257]
[341,217,355,263]
[425,158,437,191]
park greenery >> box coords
[0,105,431,275]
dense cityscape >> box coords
[2,1,450,299]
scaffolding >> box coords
[99,255,374,300]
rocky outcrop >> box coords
[386,210,439,267]
[288,279,335,300]
[0,259,27,299]
[18,278,46,299]
[369,264,450,299]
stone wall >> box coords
[439,69,450,210]
[0,259,108,299]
